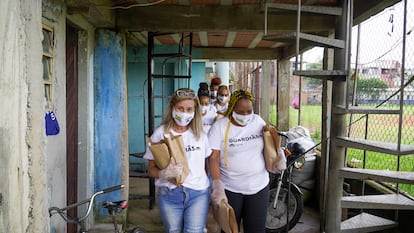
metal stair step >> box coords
[292,70,347,81]
[339,167,414,184]
[342,194,414,210]
[333,105,401,114]
[265,3,342,15]
[263,32,345,49]
[340,212,398,233]
[335,136,414,155]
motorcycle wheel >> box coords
[265,184,303,233]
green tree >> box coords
[350,77,388,100]
[305,62,323,87]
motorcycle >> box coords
[265,131,318,233]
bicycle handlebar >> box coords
[102,184,124,194]
[49,184,125,224]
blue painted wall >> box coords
[94,29,124,216]
[190,62,206,91]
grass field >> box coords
[269,104,414,196]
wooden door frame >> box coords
[66,24,79,233]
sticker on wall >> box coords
[45,111,60,136]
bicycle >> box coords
[49,184,145,233]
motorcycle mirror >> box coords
[293,156,305,169]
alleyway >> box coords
[126,177,320,233]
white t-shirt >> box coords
[208,115,269,195]
[144,125,212,190]
[202,105,218,133]
[215,102,228,114]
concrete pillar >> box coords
[277,59,290,131]
[260,61,272,122]
[94,29,127,218]
[215,61,230,85]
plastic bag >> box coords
[291,94,300,109]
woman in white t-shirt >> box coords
[214,85,230,115]
[198,87,218,133]
[208,89,269,233]
[143,88,211,233]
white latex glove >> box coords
[270,149,287,174]
[211,179,228,206]
[159,161,183,180]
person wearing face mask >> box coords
[208,89,269,233]
[198,86,218,134]
[209,77,222,105]
[214,85,230,115]
[143,88,212,233]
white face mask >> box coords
[172,109,194,127]
[232,112,253,126]
[201,105,209,114]
[217,95,228,103]
[210,90,217,98]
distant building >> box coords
[359,60,401,88]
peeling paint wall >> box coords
[94,29,128,218]
[42,1,69,232]
[0,0,48,232]
[1,0,128,231]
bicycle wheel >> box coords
[129,227,146,233]
[265,184,303,233]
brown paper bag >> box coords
[212,201,238,233]
[164,134,189,185]
[147,138,170,170]
[263,125,281,171]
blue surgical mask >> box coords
[173,109,194,126]
[232,112,253,126]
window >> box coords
[42,25,54,109]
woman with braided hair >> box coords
[208,89,269,233]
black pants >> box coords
[225,185,269,233]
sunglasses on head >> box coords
[176,89,196,99]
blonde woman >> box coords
[144,88,211,233]
[214,85,230,115]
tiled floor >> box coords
[126,177,320,233]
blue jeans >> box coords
[158,186,210,233]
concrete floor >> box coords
[125,177,320,233]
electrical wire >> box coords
[356,25,413,66]
[95,0,167,9]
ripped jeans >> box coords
[158,186,210,233]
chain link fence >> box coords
[345,0,414,196]
[292,1,414,196]
[229,1,414,197]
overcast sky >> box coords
[301,1,413,69]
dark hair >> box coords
[198,82,210,98]
[199,82,209,90]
